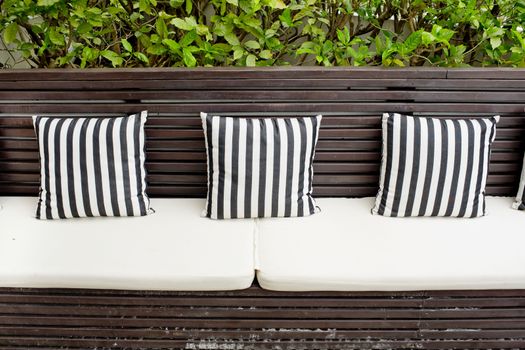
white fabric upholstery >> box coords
[0,197,255,291]
[3,196,523,292]
[256,196,525,291]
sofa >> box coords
[1,67,524,349]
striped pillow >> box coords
[202,113,322,219]
[33,112,152,219]
[373,113,499,218]
[513,154,525,210]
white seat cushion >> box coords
[0,197,255,291]
[256,196,525,291]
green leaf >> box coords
[182,47,196,67]
[322,40,333,54]
[81,46,99,68]
[226,0,238,6]
[297,41,317,55]
[346,46,358,58]
[49,29,65,46]
[269,0,286,9]
[82,47,99,61]
[421,32,436,46]
[162,38,181,53]
[37,0,60,6]
[392,58,405,67]
[244,40,260,49]
[20,42,35,51]
[403,31,422,53]
[382,47,397,61]
[130,12,140,22]
[156,18,168,39]
[241,16,261,29]
[139,0,151,14]
[484,27,505,39]
[233,48,244,60]
[224,32,240,46]
[3,23,19,44]
[233,46,245,61]
[185,16,198,28]
[101,50,124,67]
[185,0,192,14]
[513,30,525,49]
[336,27,350,45]
[246,54,256,66]
[171,18,193,31]
[432,25,454,43]
[121,39,133,52]
[212,43,231,53]
[76,22,92,35]
[170,0,184,7]
[490,37,502,49]
[375,36,384,54]
[179,31,197,47]
[259,50,272,59]
[133,52,149,64]
[213,22,228,36]
[147,44,167,55]
[196,24,210,38]
[279,8,293,27]
[107,6,126,16]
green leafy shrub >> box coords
[1,0,524,68]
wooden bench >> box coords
[1,67,525,349]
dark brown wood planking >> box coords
[0,67,524,349]
[0,285,524,349]
[1,67,525,198]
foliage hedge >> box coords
[1,0,525,68]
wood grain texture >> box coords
[0,68,524,349]
[1,67,524,198]
[0,286,524,349]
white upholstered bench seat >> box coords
[256,196,525,291]
[2,196,523,292]
[0,197,256,291]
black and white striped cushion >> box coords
[33,112,152,219]
[373,113,499,218]
[202,113,322,219]
[513,153,525,210]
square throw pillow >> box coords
[513,153,525,210]
[372,113,499,218]
[33,111,152,219]
[201,113,322,219]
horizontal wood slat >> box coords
[1,125,524,138]
[0,67,449,80]
[3,304,525,319]
[1,161,519,175]
[0,173,518,186]
[3,114,525,127]
[1,338,523,350]
[3,90,525,102]
[1,327,524,340]
[1,102,524,114]
[2,78,525,91]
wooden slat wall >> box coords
[0,286,524,349]
[0,67,524,198]
[1,68,525,349]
